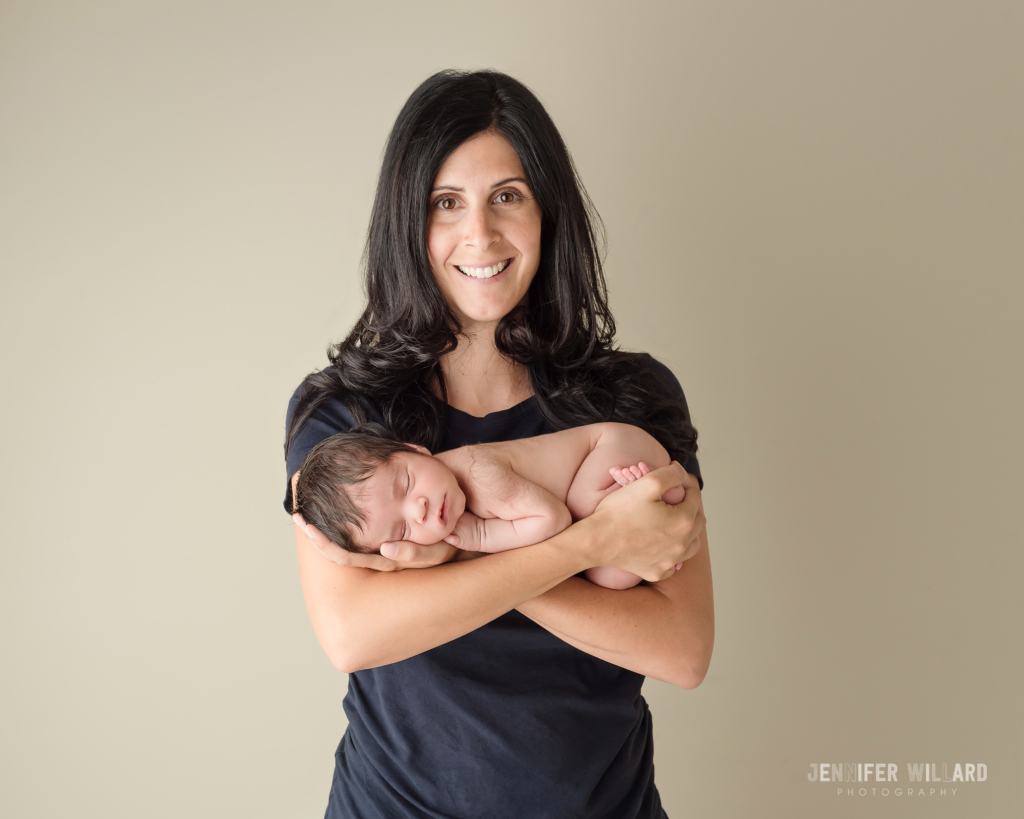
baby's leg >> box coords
[565,424,686,590]
[584,565,644,590]
[565,423,682,519]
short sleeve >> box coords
[283,384,360,513]
[644,355,703,490]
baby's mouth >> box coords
[440,494,449,526]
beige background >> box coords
[2,1,1021,817]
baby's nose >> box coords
[416,497,428,524]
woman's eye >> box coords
[436,197,458,210]
[495,190,519,204]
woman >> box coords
[285,70,714,819]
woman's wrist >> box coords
[565,514,609,569]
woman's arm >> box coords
[295,463,697,673]
[516,527,714,689]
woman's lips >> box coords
[454,257,514,283]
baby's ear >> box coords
[404,443,431,456]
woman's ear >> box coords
[404,443,431,456]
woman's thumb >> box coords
[637,461,688,499]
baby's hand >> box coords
[442,512,485,551]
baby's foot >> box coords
[610,462,686,506]
[609,462,652,487]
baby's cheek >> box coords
[414,525,442,545]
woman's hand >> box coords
[292,513,458,571]
[582,462,705,582]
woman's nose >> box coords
[462,203,499,250]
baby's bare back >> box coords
[437,422,672,521]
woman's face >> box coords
[427,130,542,333]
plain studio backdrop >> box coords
[1,2,1021,817]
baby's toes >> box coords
[637,462,652,476]
[609,466,630,487]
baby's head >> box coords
[294,432,466,554]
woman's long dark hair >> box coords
[286,69,697,465]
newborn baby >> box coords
[293,422,687,589]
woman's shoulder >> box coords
[286,369,358,435]
[600,350,689,403]
[283,369,385,511]
[638,353,689,403]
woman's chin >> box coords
[447,291,531,328]
[454,308,514,331]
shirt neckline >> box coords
[446,395,538,424]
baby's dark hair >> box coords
[294,432,414,554]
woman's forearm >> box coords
[516,530,714,688]
[297,518,601,672]
[297,462,699,674]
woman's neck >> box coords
[440,332,532,418]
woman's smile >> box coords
[455,257,514,279]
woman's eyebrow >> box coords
[430,177,527,193]
[490,176,527,188]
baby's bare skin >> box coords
[431,422,686,589]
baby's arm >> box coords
[445,462,572,554]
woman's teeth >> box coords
[456,259,511,279]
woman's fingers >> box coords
[632,461,690,501]
[380,540,459,569]
[292,514,456,571]
[586,462,705,580]
[684,502,707,558]
[293,513,390,568]
[293,514,398,570]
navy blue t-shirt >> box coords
[284,355,701,819]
